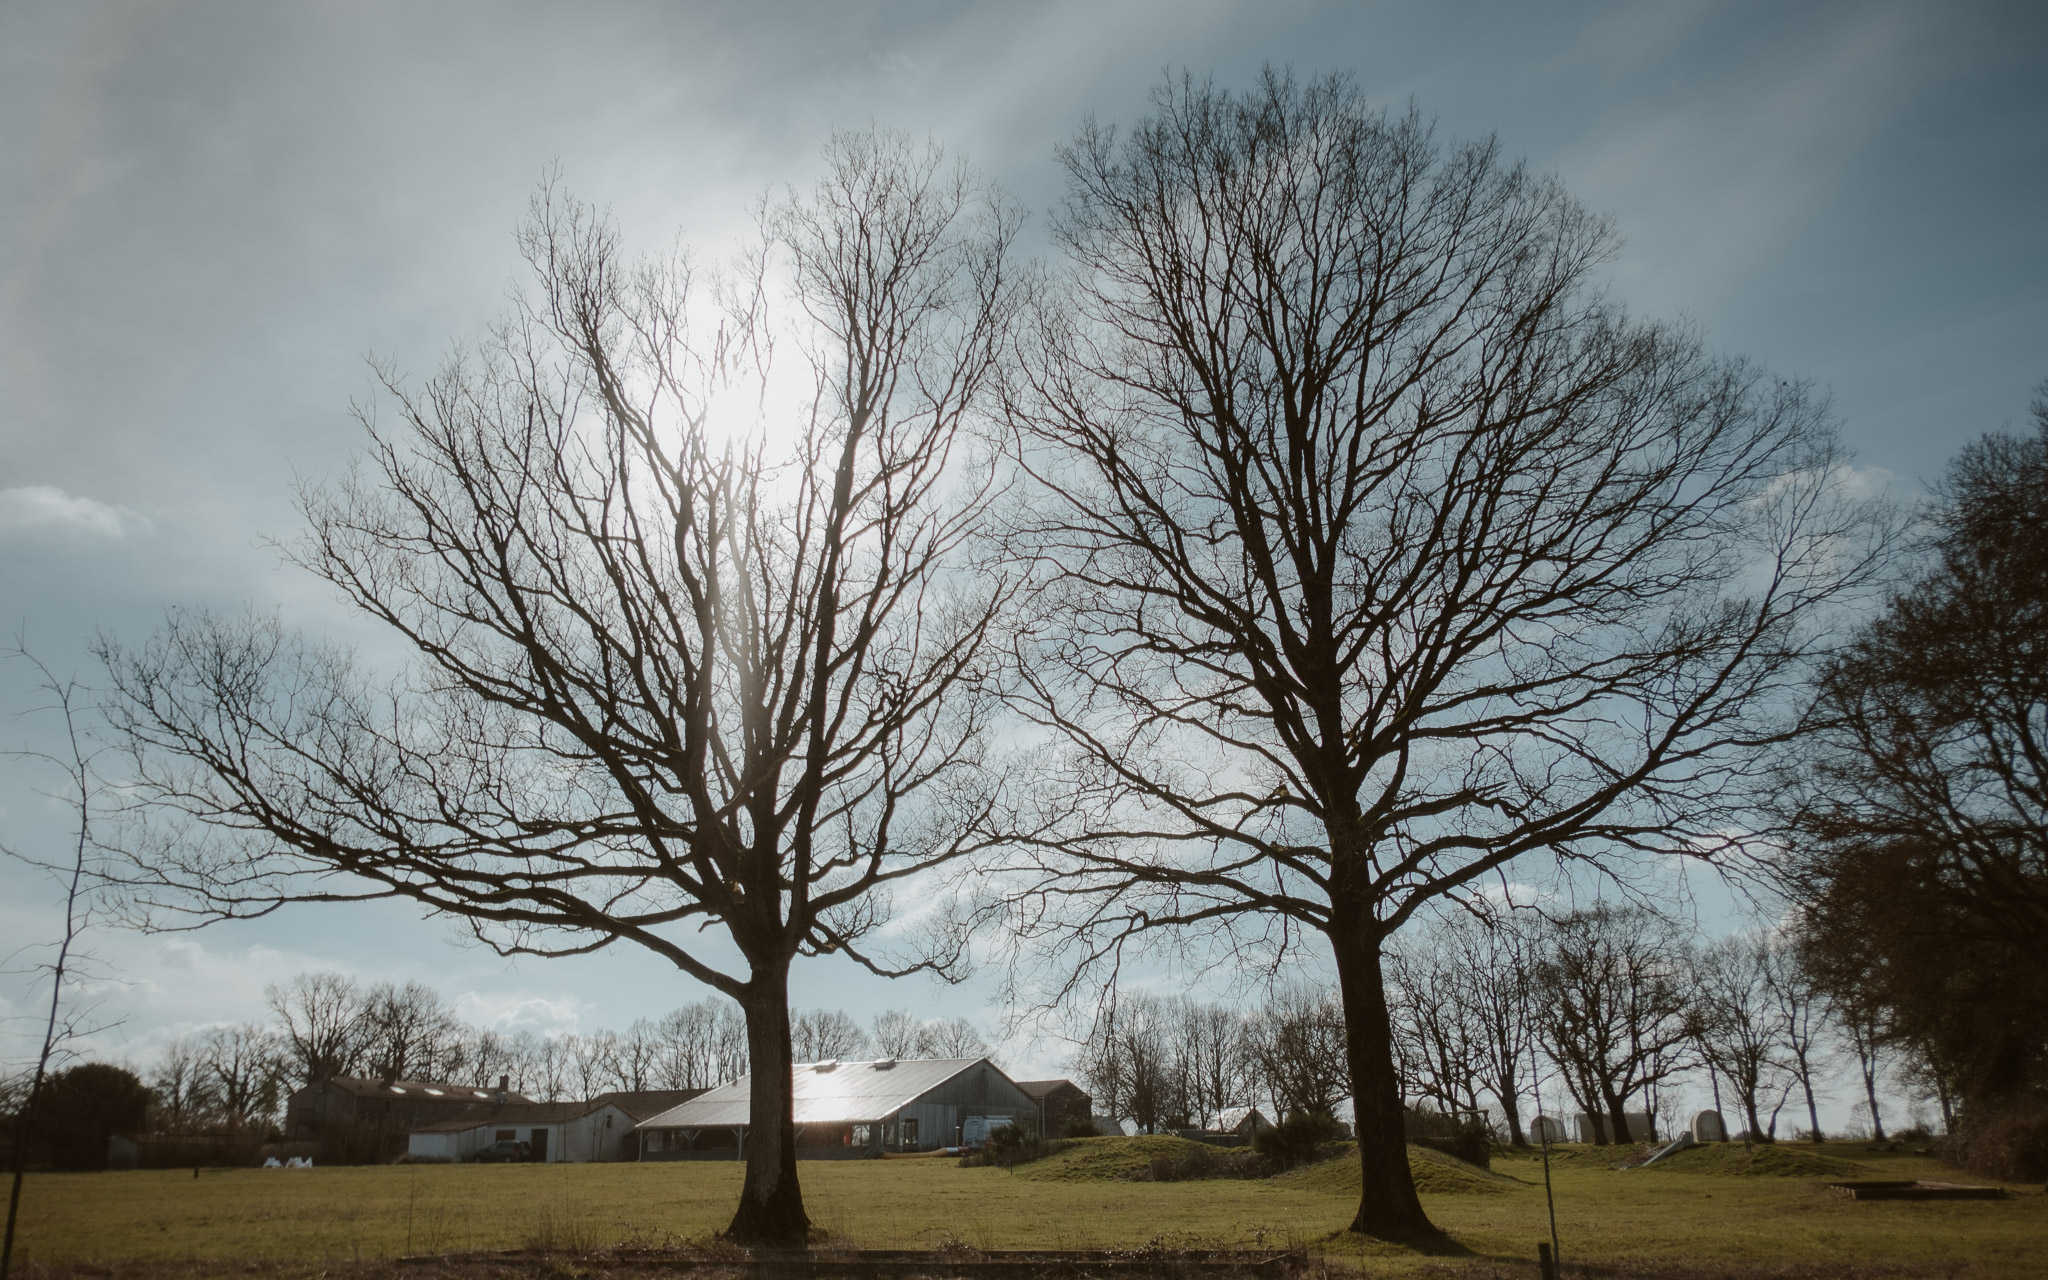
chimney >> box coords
[495,1074,509,1104]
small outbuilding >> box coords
[1014,1079,1092,1136]
[637,1057,1037,1160]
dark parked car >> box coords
[473,1140,531,1163]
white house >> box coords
[407,1089,703,1163]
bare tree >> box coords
[359,981,461,1081]
[990,69,1886,1235]
[1691,932,1793,1140]
[922,1016,987,1058]
[265,972,369,1092]
[654,1000,748,1088]
[790,1009,870,1062]
[612,1018,660,1091]
[2,648,111,1280]
[1252,988,1352,1123]
[1534,905,1698,1144]
[1761,934,1831,1142]
[199,1022,286,1132]
[1173,1001,1251,1128]
[1441,910,1541,1145]
[869,1008,925,1059]
[1386,932,1487,1121]
[1076,991,1178,1131]
[148,1037,213,1134]
[98,131,1019,1242]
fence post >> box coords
[1538,1241,1557,1280]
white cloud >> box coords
[0,484,150,538]
[450,990,585,1036]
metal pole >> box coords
[1529,1036,1562,1271]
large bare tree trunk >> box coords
[728,966,806,1244]
[1330,931,1433,1238]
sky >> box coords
[2,0,2045,1123]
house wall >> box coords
[407,1132,460,1161]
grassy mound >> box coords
[1270,1142,1514,1196]
[1007,1135,1222,1182]
[1640,1142,1872,1178]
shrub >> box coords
[1060,1116,1102,1138]
[1252,1111,1345,1170]
[1943,1095,2048,1181]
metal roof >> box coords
[637,1058,992,1130]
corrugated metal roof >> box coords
[637,1058,989,1130]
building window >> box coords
[900,1118,918,1149]
[852,1124,873,1146]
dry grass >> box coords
[6,1140,2041,1277]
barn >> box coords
[1014,1079,1092,1137]
[636,1058,1037,1160]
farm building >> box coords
[1014,1078,1092,1136]
[284,1075,533,1164]
[1205,1105,1272,1139]
[405,1090,702,1163]
[637,1057,1037,1160]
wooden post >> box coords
[1538,1241,1557,1280]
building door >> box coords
[530,1128,550,1162]
[899,1117,918,1150]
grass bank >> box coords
[7,1139,2041,1276]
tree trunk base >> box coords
[723,1187,812,1248]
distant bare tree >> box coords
[990,69,1890,1236]
[869,1009,925,1059]
[1244,987,1351,1122]
[790,1009,870,1062]
[148,1037,213,1134]
[922,1016,987,1058]
[1173,1002,1251,1128]
[199,1022,285,1132]
[1077,991,1177,1131]
[1386,933,1487,1121]
[265,972,369,1092]
[611,1019,660,1091]
[654,1000,747,1089]
[1762,935,1831,1142]
[1535,905,1698,1144]
[1691,933,1794,1140]
[99,130,1020,1242]
[359,981,460,1081]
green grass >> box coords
[1636,1141,1873,1178]
[9,1139,2043,1277]
[1271,1144,1514,1196]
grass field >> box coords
[8,1138,2043,1277]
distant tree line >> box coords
[1077,904,1950,1151]
[64,972,990,1141]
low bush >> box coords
[1943,1094,2048,1181]
[1252,1111,1346,1170]
[1059,1116,1102,1138]
[958,1127,1074,1169]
